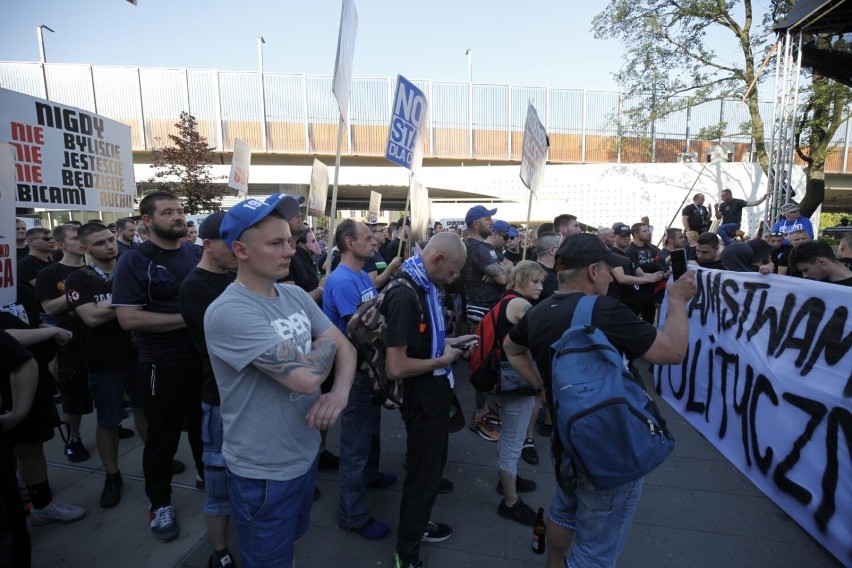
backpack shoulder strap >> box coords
[569,294,598,328]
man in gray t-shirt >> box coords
[204,195,356,567]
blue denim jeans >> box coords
[226,458,318,568]
[717,222,740,246]
[201,402,231,517]
[548,477,644,568]
[338,374,382,528]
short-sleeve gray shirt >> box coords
[204,282,332,481]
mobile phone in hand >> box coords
[453,339,478,352]
[670,249,689,280]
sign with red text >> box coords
[0,88,135,212]
[0,143,17,306]
[368,190,381,223]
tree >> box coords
[593,0,852,217]
[148,112,224,214]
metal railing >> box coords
[1,61,849,171]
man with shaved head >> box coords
[383,232,477,568]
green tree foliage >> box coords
[148,112,224,214]
[593,0,851,217]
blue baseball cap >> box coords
[221,194,304,251]
[465,205,498,227]
[492,220,518,238]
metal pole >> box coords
[507,85,512,159]
[581,90,587,163]
[89,65,98,113]
[302,74,310,153]
[842,105,851,173]
[325,117,346,274]
[466,49,473,158]
[137,67,148,149]
[616,91,622,164]
[214,71,225,151]
[684,103,691,154]
[258,36,268,152]
[37,25,54,100]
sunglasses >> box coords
[33,235,54,242]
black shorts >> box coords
[57,343,93,416]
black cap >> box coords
[555,233,626,270]
[612,222,631,237]
[198,211,227,240]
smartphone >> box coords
[453,338,478,352]
[670,248,689,280]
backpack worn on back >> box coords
[346,274,424,410]
[551,295,675,491]
[468,293,518,392]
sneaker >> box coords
[421,521,452,543]
[100,473,123,508]
[497,497,538,526]
[207,553,237,568]
[64,437,90,463]
[394,554,425,568]
[150,505,180,542]
[366,471,397,489]
[29,500,86,525]
[496,476,537,495]
[318,449,340,470]
[484,409,501,426]
[171,459,186,474]
[521,438,539,465]
[344,516,390,540]
[438,477,454,494]
[469,414,499,442]
[118,425,135,439]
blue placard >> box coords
[385,75,427,170]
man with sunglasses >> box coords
[17,228,55,288]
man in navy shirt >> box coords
[112,190,203,543]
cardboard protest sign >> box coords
[308,158,329,217]
[228,139,251,197]
[332,0,358,125]
[368,190,381,223]
[519,102,548,197]
[657,269,851,565]
[385,75,428,173]
[0,88,135,212]
[0,143,17,306]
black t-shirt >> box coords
[508,293,658,399]
[718,198,748,225]
[16,245,29,260]
[539,264,558,301]
[625,243,660,301]
[285,247,320,292]
[65,266,138,372]
[179,268,234,405]
[17,255,52,288]
[830,277,852,287]
[34,263,84,330]
[697,259,726,270]
[0,330,33,414]
[771,244,792,273]
[462,239,505,307]
[503,249,523,265]
[682,203,711,232]
[778,248,804,278]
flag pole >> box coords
[398,173,412,259]
[522,189,534,261]
[325,116,346,274]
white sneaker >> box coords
[30,500,86,526]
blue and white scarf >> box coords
[402,255,453,386]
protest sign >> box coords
[519,102,548,196]
[657,269,851,565]
[0,143,17,306]
[385,75,428,172]
[0,88,135,212]
[332,0,358,126]
[228,139,251,197]
[368,190,381,223]
[410,176,429,244]
[308,158,329,217]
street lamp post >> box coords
[37,25,54,99]
[258,36,268,152]
[466,49,473,157]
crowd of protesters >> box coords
[1,187,850,568]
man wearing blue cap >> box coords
[204,196,355,567]
[112,190,204,543]
[461,205,513,442]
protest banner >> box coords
[410,177,429,245]
[657,268,851,565]
[518,102,548,259]
[368,190,381,223]
[0,143,17,306]
[308,158,329,218]
[385,75,428,173]
[0,88,135,212]
[228,139,251,197]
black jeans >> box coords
[396,375,451,564]
[139,358,203,508]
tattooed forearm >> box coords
[483,263,507,280]
[252,338,338,384]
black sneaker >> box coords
[149,505,180,542]
[437,477,454,494]
[100,473,123,508]
[496,476,537,495]
[64,437,90,463]
[394,554,424,568]
[118,425,135,439]
[207,552,237,567]
[421,521,452,543]
[521,438,539,465]
[171,460,186,474]
[497,497,538,526]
